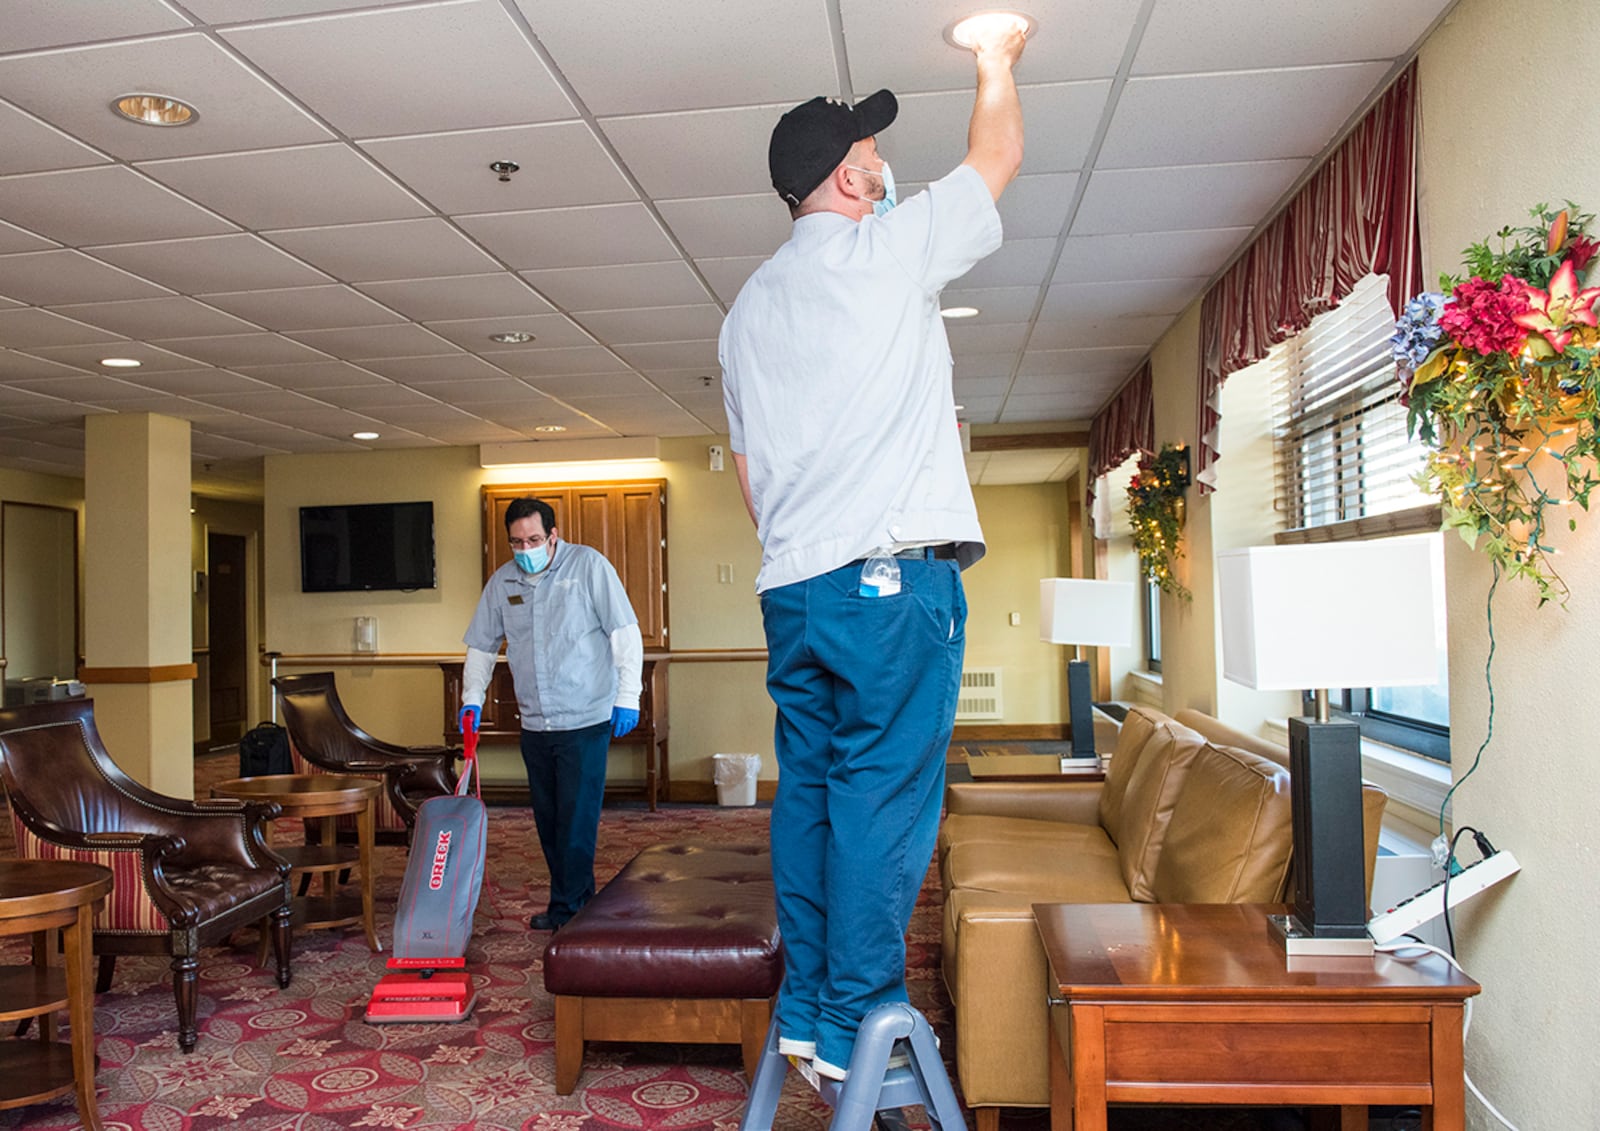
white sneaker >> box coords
[812,1056,849,1081]
[777,1036,816,1059]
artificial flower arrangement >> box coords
[1392,202,1600,606]
[1127,443,1191,600]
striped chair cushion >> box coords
[12,817,170,935]
[289,746,406,832]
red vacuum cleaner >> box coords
[365,714,487,1023]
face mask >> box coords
[513,544,549,574]
[845,160,897,217]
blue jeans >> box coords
[520,720,611,923]
[760,553,966,1070]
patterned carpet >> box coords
[0,753,1421,1130]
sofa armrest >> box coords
[944,780,1104,825]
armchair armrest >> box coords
[944,780,1105,825]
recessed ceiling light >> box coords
[489,331,536,344]
[944,10,1037,50]
[941,306,981,319]
[352,431,380,440]
[954,404,967,411]
[111,93,199,127]
[534,425,567,433]
[99,357,141,368]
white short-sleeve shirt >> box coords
[719,163,1002,593]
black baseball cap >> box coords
[768,89,898,207]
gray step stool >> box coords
[738,1002,964,1131]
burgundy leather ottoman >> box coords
[543,842,782,1093]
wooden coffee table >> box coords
[1034,902,1480,1131]
[211,774,382,952]
[0,859,113,1131]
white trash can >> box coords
[713,753,762,806]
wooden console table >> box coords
[1035,902,1479,1131]
[439,657,669,810]
[0,860,112,1131]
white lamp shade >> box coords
[1039,578,1135,646]
[1217,536,1440,691]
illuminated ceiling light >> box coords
[941,306,981,319]
[99,357,141,367]
[943,10,1037,50]
[533,424,567,433]
[488,331,536,344]
[352,431,380,440]
[954,403,967,411]
[111,93,199,127]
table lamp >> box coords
[1217,536,1440,957]
[1039,579,1135,758]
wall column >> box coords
[80,414,195,797]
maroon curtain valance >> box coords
[1088,361,1154,485]
[1195,60,1421,491]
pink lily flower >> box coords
[1513,260,1600,353]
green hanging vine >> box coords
[1127,444,1192,600]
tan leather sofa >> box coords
[938,706,1386,1131]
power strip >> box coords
[1367,849,1520,945]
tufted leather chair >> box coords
[0,699,292,1052]
[273,672,458,845]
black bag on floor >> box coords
[239,721,292,776]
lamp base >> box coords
[1067,659,1095,758]
[1267,912,1374,958]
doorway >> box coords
[1,502,79,697]
[206,531,248,746]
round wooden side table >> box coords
[210,774,382,952]
[0,859,113,1131]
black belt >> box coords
[853,543,958,565]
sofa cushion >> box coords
[942,824,1120,895]
[1150,743,1294,903]
[1097,706,1159,840]
[1113,714,1208,901]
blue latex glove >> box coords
[611,707,639,738]
[458,704,480,735]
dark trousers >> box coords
[519,719,611,923]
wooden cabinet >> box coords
[482,481,667,649]
[439,658,669,810]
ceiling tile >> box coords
[138,144,429,230]
[0,250,170,305]
[843,0,1145,92]
[1042,277,1207,321]
[457,204,678,270]
[6,374,166,405]
[0,220,56,256]
[0,308,121,348]
[92,234,331,293]
[483,345,630,377]
[221,1,574,137]
[954,353,1020,380]
[0,0,190,52]
[600,105,782,199]
[0,34,332,161]
[189,388,336,413]
[695,257,765,304]
[939,287,1042,323]
[363,354,512,385]
[1028,314,1176,350]
[180,1,401,22]
[0,167,236,247]
[522,261,713,313]
[522,0,838,116]
[285,324,457,360]
[1098,64,1392,168]
[48,297,260,339]
[124,369,272,396]
[953,376,1011,397]
[525,372,655,398]
[1134,0,1451,74]
[265,219,498,282]
[421,313,594,353]
[1071,160,1307,236]
[1016,345,1149,380]
[359,274,554,322]
[610,340,719,371]
[363,122,635,214]
[148,333,329,367]
[23,341,204,373]
[889,84,1110,182]
[999,388,1109,422]
[310,383,438,411]
[1052,228,1250,284]
[0,350,93,381]
[0,103,108,177]
[576,305,725,345]
[946,322,1031,354]
[393,376,537,405]
[656,196,790,259]
[230,360,390,390]
[199,285,405,331]
[949,239,1058,289]
[640,368,721,394]
[995,173,1079,239]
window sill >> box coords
[1260,718,1450,842]
[1128,670,1163,691]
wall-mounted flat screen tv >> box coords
[299,501,436,593]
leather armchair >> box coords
[273,671,459,844]
[0,699,292,1052]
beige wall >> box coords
[263,441,1068,789]
[0,470,85,690]
[1415,0,1600,1122]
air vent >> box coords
[955,668,1003,720]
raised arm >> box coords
[961,25,1027,201]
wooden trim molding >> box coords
[970,430,1089,452]
[267,648,768,668]
[78,663,198,684]
[951,723,1069,741]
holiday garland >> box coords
[1127,444,1191,600]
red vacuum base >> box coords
[364,971,477,1024]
